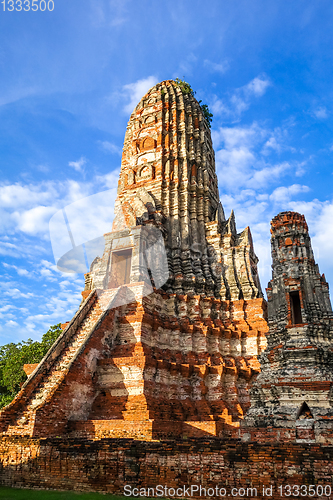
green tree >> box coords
[0,324,62,409]
[198,102,213,128]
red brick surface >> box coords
[23,364,38,377]
[1,436,333,498]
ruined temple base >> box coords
[67,419,234,440]
[1,436,333,498]
[238,422,333,445]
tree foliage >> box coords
[174,78,213,128]
[0,324,62,409]
[174,77,196,97]
[198,101,213,128]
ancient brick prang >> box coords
[0,81,267,442]
[242,211,333,443]
[89,80,262,300]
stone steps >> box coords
[6,297,104,434]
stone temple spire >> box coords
[110,79,262,299]
[243,211,333,441]
[0,80,268,441]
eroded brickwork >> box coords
[242,211,333,443]
[0,286,267,440]
[1,437,333,498]
[89,80,262,300]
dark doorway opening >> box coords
[290,291,302,325]
[297,401,313,420]
[109,249,132,288]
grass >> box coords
[0,486,126,500]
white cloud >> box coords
[248,161,292,188]
[211,108,318,295]
[261,126,295,156]
[221,189,333,298]
[0,182,57,209]
[89,0,129,28]
[0,304,13,312]
[0,240,20,256]
[288,199,325,229]
[269,184,310,204]
[313,107,328,119]
[14,205,56,235]
[3,287,34,300]
[40,259,59,271]
[39,259,80,280]
[244,76,271,97]
[97,169,120,189]
[211,74,271,119]
[40,268,56,279]
[24,301,76,332]
[0,176,121,280]
[213,122,306,192]
[2,262,29,276]
[68,156,87,172]
[5,320,19,327]
[262,135,281,154]
[211,97,229,118]
[214,123,270,190]
[213,122,265,150]
[0,179,94,238]
[64,179,93,204]
[280,199,333,280]
[98,140,122,155]
[17,268,29,276]
[122,76,159,114]
[204,59,229,74]
[229,94,249,115]
[312,202,333,262]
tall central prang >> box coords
[93,79,263,300]
[0,80,268,440]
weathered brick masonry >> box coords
[0,80,333,495]
[0,80,268,442]
[1,437,333,498]
[241,212,333,444]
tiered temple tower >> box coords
[242,211,333,443]
[89,80,263,300]
[0,80,268,440]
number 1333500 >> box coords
[2,0,54,11]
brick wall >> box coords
[1,436,333,498]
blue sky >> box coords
[1,0,333,343]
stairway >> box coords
[4,296,104,436]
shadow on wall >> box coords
[1,437,333,495]
[88,298,138,421]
